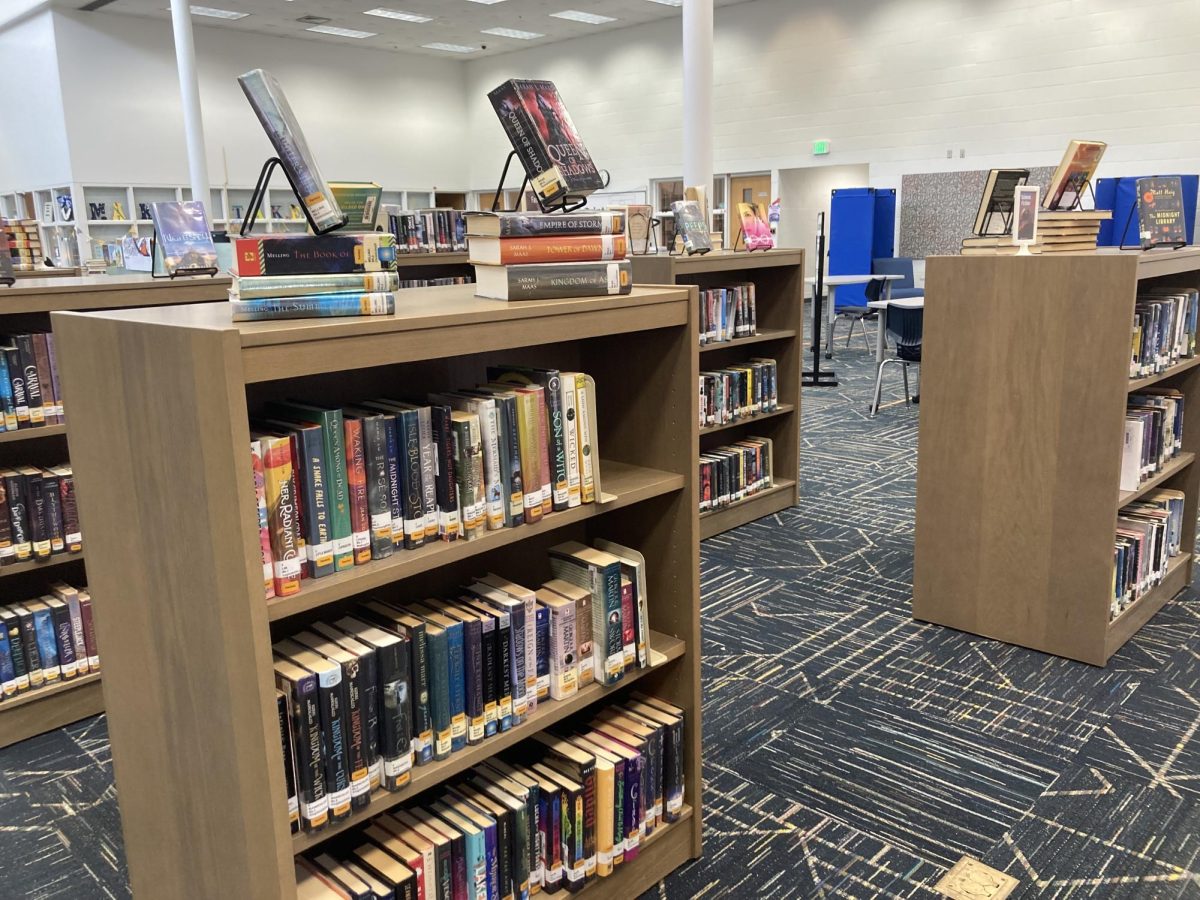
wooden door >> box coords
[729,174,772,247]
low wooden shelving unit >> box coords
[632,249,804,539]
[0,273,228,748]
[54,283,702,898]
[914,250,1200,665]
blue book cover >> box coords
[423,622,452,761]
[480,810,500,900]
[149,201,217,275]
[535,606,550,702]
[229,293,395,322]
[436,804,488,900]
[31,606,58,679]
[0,622,14,692]
[439,615,467,752]
[0,352,14,431]
[380,413,404,549]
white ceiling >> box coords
[52,0,751,58]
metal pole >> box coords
[168,0,211,211]
[682,0,713,224]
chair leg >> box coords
[860,321,873,352]
[870,358,895,418]
[902,362,911,405]
[845,317,856,347]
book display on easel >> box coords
[53,276,702,898]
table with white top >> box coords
[806,273,903,358]
[868,295,924,363]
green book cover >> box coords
[424,621,452,761]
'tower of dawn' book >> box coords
[488,79,604,206]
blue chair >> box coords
[869,302,922,417]
[872,257,924,300]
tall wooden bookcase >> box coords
[632,249,804,538]
[914,249,1200,665]
[0,273,228,748]
[52,284,702,899]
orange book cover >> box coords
[471,233,627,265]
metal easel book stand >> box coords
[239,156,348,238]
[489,151,610,215]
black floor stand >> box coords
[803,212,837,387]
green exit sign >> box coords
[812,140,831,156]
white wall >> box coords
[0,11,72,189]
[49,10,469,191]
[777,164,870,275]
[465,0,1200,199]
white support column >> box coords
[682,0,714,222]
[169,0,210,210]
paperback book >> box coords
[149,201,218,275]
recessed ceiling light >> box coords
[362,7,432,22]
[466,0,507,4]
[189,5,247,18]
[644,0,682,5]
[481,26,544,39]
[422,42,478,53]
[306,24,376,38]
[550,10,616,24]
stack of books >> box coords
[386,208,469,255]
[0,331,64,431]
[700,358,778,427]
[1131,288,1199,378]
[960,209,1112,256]
[1,582,98,703]
[250,366,601,601]
[291,691,683,896]
[467,211,632,301]
[700,437,773,512]
[0,464,81,564]
[229,232,400,321]
[2,219,41,271]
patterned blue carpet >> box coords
[3,327,1200,898]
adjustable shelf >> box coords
[54,283,702,898]
[914,249,1200,665]
[632,249,804,538]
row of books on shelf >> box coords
[960,209,1111,256]
[1112,490,1185,620]
[295,691,684,898]
[1130,289,1199,378]
[0,582,97,699]
[699,437,773,512]
[0,464,80,564]
[467,212,632,302]
[3,219,41,271]
[274,538,652,835]
[699,358,778,428]
[1120,390,1184,492]
[0,331,63,431]
[386,209,468,255]
[251,367,600,600]
[698,284,758,346]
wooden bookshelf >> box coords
[53,283,702,898]
[913,250,1200,665]
[393,251,473,282]
[632,249,803,538]
[0,274,229,745]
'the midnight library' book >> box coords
[489,79,604,206]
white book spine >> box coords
[560,376,582,508]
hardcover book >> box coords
[233,233,397,277]
[1043,139,1107,211]
[972,169,1029,235]
[735,202,773,251]
[149,201,218,275]
[474,259,633,301]
[673,201,713,254]
[1137,176,1187,249]
[238,69,345,233]
[329,182,383,232]
[468,234,627,266]
[231,271,400,300]
[488,79,604,206]
[466,211,625,238]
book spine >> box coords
[295,427,335,578]
[28,472,50,560]
[476,401,506,531]
[490,234,628,264]
[479,615,499,737]
[496,395,524,527]
[231,293,395,321]
[426,628,452,761]
[61,587,88,676]
[533,389,553,516]
[78,592,98,671]
[380,413,405,548]
[15,335,44,426]
[515,392,544,523]
[316,665,352,822]
[316,409,354,571]
[358,642,381,792]
[3,615,29,692]
[596,564,623,686]
[282,670,329,832]
[508,603,528,724]
[431,406,460,541]
[5,472,30,561]
[232,233,397,276]
[231,271,400,300]
[445,622,467,752]
[41,474,64,554]
[620,578,635,668]
[343,418,372,564]
[574,375,595,504]
[498,261,632,302]
[251,441,275,600]
[463,619,485,746]
[548,603,578,701]
[5,348,28,427]
[494,612,514,731]
[559,377,581,509]
[377,638,414,790]
[400,409,425,548]
[452,415,485,541]
[360,416,395,559]
[277,691,300,833]
[407,624,433,765]
[574,593,593,688]
[31,334,56,424]
[0,478,11,565]
[542,373,569,512]
[416,406,438,540]
[341,656,371,809]
[0,621,15,698]
[489,82,563,204]
[51,603,77,679]
[0,352,16,431]
[490,212,624,238]
[18,610,42,687]
[32,608,58,682]
[535,606,550,701]
[58,471,81,553]
[261,436,303,597]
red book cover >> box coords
[620,575,635,665]
[469,234,627,266]
[343,417,371,565]
[260,435,302,597]
[79,590,99,670]
[251,441,274,600]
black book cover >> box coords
[4,472,29,560]
[454,607,485,745]
[357,603,432,767]
[398,408,425,549]
[48,600,77,678]
[378,411,405,548]
[16,607,41,687]
[13,335,44,426]
[476,259,632,302]
[314,623,381,792]
[1137,176,1187,249]
[4,347,28,426]
[539,740,596,884]
[347,412,394,559]
[465,602,499,738]
[41,472,63,554]
[275,659,329,833]
[491,608,513,732]
[430,405,458,541]
[22,468,50,559]
[0,478,11,565]
[276,690,300,833]
[1,611,27,689]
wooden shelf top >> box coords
[267,460,684,621]
[700,477,797,519]
[700,404,795,437]
[0,670,100,714]
[1128,355,1200,392]
[699,328,797,353]
[0,272,230,313]
[0,422,67,443]
[291,630,686,854]
[634,248,804,275]
[1118,452,1195,507]
[1131,246,1200,280]
[0,550,84,578]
